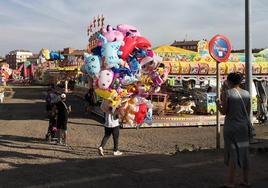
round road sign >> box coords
[209,35,231,62]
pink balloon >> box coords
[117,24,141,37]
[102,25,124,42]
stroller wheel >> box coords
[45,134,51,142]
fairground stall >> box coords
[34,48,84,92]
[126,42,267,127]
[151,41,268,126]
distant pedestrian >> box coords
[216,72,251,188]
[45,88,58,141]
[84,88,94,114]
[98,100,122,156]
[56,93,71,146]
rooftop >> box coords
[8,49,32,54]
[171,40,199,46]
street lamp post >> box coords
[245,0,253,122]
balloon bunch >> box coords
[40,48,65,62]
[82,24,170,127]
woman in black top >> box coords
[56,93,71,145]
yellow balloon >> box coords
[95,89,117,100]
[41,48,50,60]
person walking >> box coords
[216,72,251,188]
[84,88,94,114]
[98,100,122,156]
[56,93,71,146]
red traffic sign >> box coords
[209,35,231,62]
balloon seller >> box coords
[81,24,170,156]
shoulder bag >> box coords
[234,88,256,139]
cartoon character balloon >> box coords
[117,24,141,37]
[84,53,101,78]
[98,34,125,69]
[41,48,50,60]
[97,69,114,89]
[83,24,170,128]
[102,25,124,42]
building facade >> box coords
[171,40,199,52]
[6,50,33,69]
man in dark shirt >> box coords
[56,93,71,145]
[84,88,94,114]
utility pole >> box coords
[245,0,253,121]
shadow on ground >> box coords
[0,86,103,123]
[0,148,267,188]
[0,149,224,188]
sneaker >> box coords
[57,140,63,145]
[98,147,104,156]
[113,150,123,156]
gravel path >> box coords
[0,86,267,188]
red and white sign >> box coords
[209,35,231,62]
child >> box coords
[45,89,58,141]
[98,100,122,156]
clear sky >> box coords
[0,0,267,56]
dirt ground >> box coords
[0,86,267,188]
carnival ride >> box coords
[0,61,35,84]
[153,42,268,125]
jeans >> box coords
[100,126,120,151]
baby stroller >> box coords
[45,89,60,141]
[45,111,58,141]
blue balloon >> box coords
[49,52,65,60]
[84,53,101,78]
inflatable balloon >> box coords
[102,25,124,42]
[120,36,137,60]
[128,57,140,74]
[95,89,121,109]
[140,57,157,74]
[135,36,151,49]
[83,23,170,127]
[98,33,125,69]
[120,75,138,86]
[84,53,101,78]
[120,36,151,60]
[97,69,114,89]
[111,67,131,78]
[120,97,138,125]
[50,52,64,61]
[41,48,50,60]
[117,24,141,37]
[144,100,153,123]
[39,56,46,63]
[134,103,147,124]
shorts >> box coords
[57,118,68,130]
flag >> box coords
[97,15,100,27]
[93,16,96,27]
[101,15,105,27]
